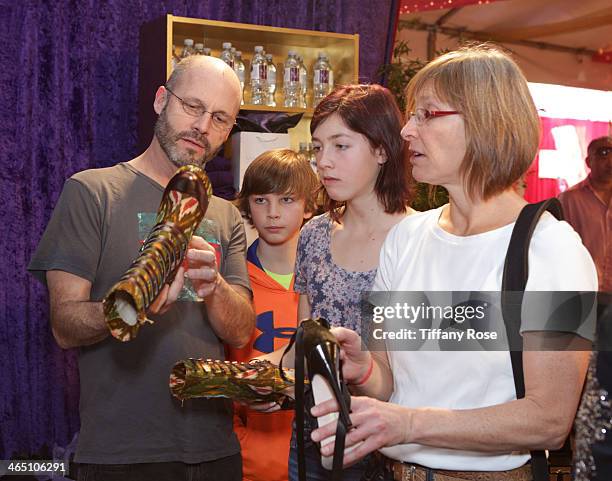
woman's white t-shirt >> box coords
[374,206,598,470]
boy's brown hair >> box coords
[236,148,319,225]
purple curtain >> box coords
[0,0,398,458]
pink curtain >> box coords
[525,117,611,202]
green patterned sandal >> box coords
[169,358,298,405]
[103,165,212,342]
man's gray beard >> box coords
[154,108,219,168]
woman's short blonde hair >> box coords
[406,44,540,200]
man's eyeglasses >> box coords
[594,146,612,157]
[165,87,237,132]
[407,108,461,125]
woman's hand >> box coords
[310,396,412,466]
[331,327,372,385]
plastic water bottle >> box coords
[324,54,334,90]
[220,42,234,69]
[231,46,238,70]
[194,43,205,55]
[313,52,333,105]
[234,51,246,105]
[250,46,268,105]
[283,51,300,108]
[298,55,308,108]
[266,54,277,107]
[180,39,195,60]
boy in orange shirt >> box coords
[229,148,318,481]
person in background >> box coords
[570,139,612,481]
[289,84,414,481]
[28,56,255,481]
[229,148,319,481]
[559,135,611,296]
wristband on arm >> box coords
[351,356,374,386]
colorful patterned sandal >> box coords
[169,358,298,405]
[103,165,212,342]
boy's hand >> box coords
[246,401,282,413]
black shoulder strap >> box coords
[501,198,563,481]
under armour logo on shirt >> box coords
[253,311,297,353]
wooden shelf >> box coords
[169,16,358,46]
[167,16,358,82]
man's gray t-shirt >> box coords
[28,162,251,464]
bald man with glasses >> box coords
[28,56,255,481]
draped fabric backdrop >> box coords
[0,0,398,458]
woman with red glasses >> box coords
[311,45,598,481]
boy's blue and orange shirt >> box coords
[227,239,298,361]
[226,239,298,481]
